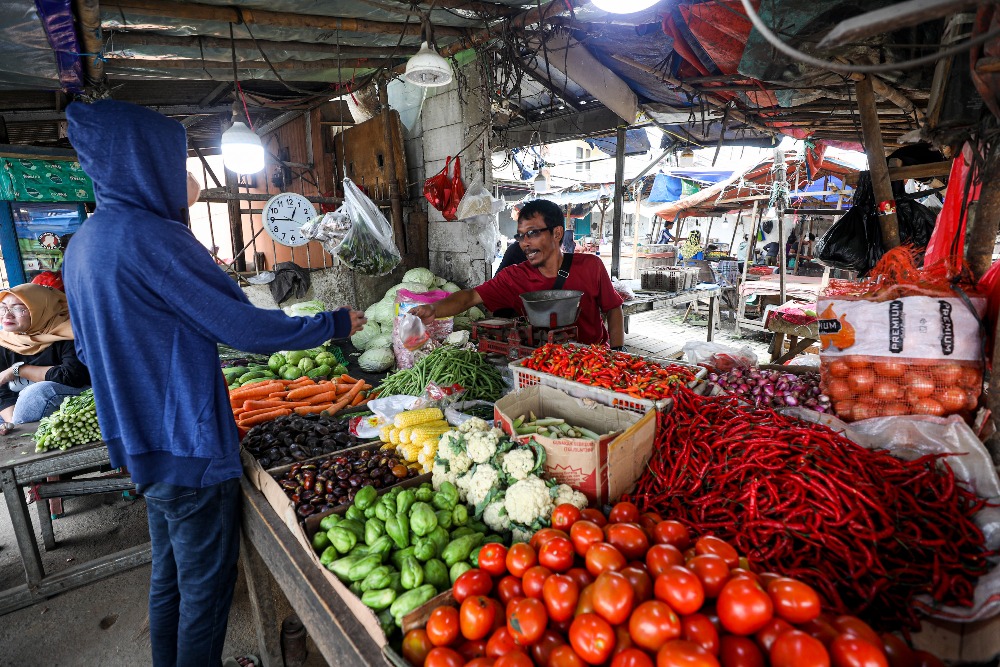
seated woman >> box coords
[0,284,89,424]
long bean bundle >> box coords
[33,389,102,452]
[376,345,505,401]
[626,388,995,630]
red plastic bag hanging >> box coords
[442,156,465,221]
[423,156,453,213]
[924,145,981,274]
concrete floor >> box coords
[0,313,771,667]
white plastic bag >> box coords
[454,178,497,220]
[334,178,402,275]
[682,341,757,371]
[300,209,351,254]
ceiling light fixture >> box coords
[678,147,695,168]
[404,14,453,87]
[221,23,264,174]
[591,0,661,14]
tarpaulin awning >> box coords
[585,129,651,157]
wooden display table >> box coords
[0,424,148,615]
[622,285,722,342]
[766,317,820,364]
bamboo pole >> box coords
[855,76,901,249]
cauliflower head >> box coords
[504,476,554,526]
[436,430,465,461]
[431,460,457,490]
[449,450,473,475]
[552,484,589,511]
[501,449,534,481]
[466,429,502,464]
[454,470,475,503]
[458,417,490,434]
[511,525,534,544]
[483,500,511,533]
[466,465,500,507]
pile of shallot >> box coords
[708,367,831,412]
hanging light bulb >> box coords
[678,147,695,168]
[405,15,452,87]
[591,0,660,13]
[221,115,265,175]
[534,172,548,195]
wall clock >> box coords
[263,192,316,247]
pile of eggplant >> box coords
[243,413,363,469]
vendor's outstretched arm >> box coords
[411,288,484,324]
[606,306,624,348]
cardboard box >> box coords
[911,615,1000,663]
[494,384,656,506]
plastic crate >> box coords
[640,267,686,292]
[509,355,707,414]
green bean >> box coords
[375,346,503,401]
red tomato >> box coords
[424,647,465,667]
[575,583,596,616]
[688,554,730,598]
[621,564,654,603]
[566,567,595,590]
[550,644,587,667]
[532,630,567,667]
[629,599,682,652]
[539,536,576,573]
[543,573,580,623]
[800,618,840,647]
[695,536,739,568]
[656,639,720,667]
[478,543,509,578]
[613,648,656,667]
[506,543,538,578]
[522,565,553,599]
[879,634,917,667]
[488,597,508,632]
[770,630,830,667]
[402,628,434,667]
[464,658,495,667]
[614,624,635,655]
[426,606,461,647]
[719,636,765,667]
[728,569,758,583]
[571,521,606,558]
[682,613,720,656]
[652,521,692,550]
[766,578,821,624]
[457,639,486,661]
[453,570,493,603]
[754,617,794,653]
[552,503,583,531]
[569,613,616,665]
[592,570,636,625]
[585,543,627,576]
[606,523,651,561]
[831,617,883,651]
[496,576,524,606]
[531,528,570,552]
[580,508,608,527]
[654,565,706,616]
[461,596,498,641]
[647,544,685,576]
[756,572,782,588]
[640,512,663,534]
[486,627,520,658]
[609,501,640,524]
[716,578,774,636]
[507,597,548,647]
[830,635,889,667]
[495,651,533,667]
[910,650,946,667]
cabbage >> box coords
[369,334,393,350]
[441,282,461,293]
[465,307,485,321]
[402,267,436,287]
[367,300,396,327]
[397,281,429,295]
[351,321,381,350]
[358,347,395,372]
[282,299,325,317]
[383,284,403,300]
[431,276,447,288]
[453,316,472,330]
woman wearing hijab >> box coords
[0,283,89,424]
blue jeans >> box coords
[10,381,87,423]
[140,478,241,667]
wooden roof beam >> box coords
[108,31,409,58]
[104,57,401,71]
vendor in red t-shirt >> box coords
[412,200,625,348]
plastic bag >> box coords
[423,156,454,213]
[392,289,454,369]
[682,341,757,371]
[334,178,401,276]
[815,172,883,274]
[442,156,465,222]
[454,177,496,220]
[300,209,351,254]
[925,148,979,271]
[398,312,430,351]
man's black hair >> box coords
[518,199,564,229]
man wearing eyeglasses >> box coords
[412,199,625,348]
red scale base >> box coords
[472,318,578,361]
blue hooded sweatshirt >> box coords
[63,100,353,488]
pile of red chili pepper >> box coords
[521,343,697,401]
[625,388,995,631]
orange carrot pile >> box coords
[229,374,372,434]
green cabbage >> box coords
[453,316,472,330]
[351,321,381,350]
[465,307,485,321]
[402,268,436,287]
[397,281,429,295]
[368,300,397,327]
[358,347,395,372]
[441,282,461,293]
[369,334,393,350]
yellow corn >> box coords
[379,443,395,452]
[394,407,444,428]
[380,425,393,442]
[389,427,401,445]
[399,426,414,444]
[410,425,449,441]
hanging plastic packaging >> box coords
[423,156,454,213]
[333,178,401,276]
[300,209,351,254]
[442,156,465,222]
[454,177,496,220]
[392,289,453,369]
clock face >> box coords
[263,193,317,247]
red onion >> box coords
[712,367,828,412]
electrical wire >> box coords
[739,0,1000,74]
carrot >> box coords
[335,383,354,395]
[233,408,247,417]
[243,399,311,411]
[229,381,283,401]
[238,408,291,427]
[339,373,360,384]
[287,377,316,388]
[293,403,334,416]
[267,392,288,399]
[305,391,338,405]
[340,379,366,406]
[238,407,289,421]
[287,383,336,401]
[350,392,366,407]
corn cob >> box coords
[393,407,444,428]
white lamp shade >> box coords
[221,121,265,175]
[533,173,548,195]
[404,42,453,87]
[679,148,695,168]
[590,0,660,13]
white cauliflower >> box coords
[511,525,534,544]
[436,430,465,460]
[466,429,502,464]
[501,449,535,481]
[455,470,476,503]
[458,417,490,434]
[504,476,554,526]
[466,465,500,507]
[432,460,457,490]
[483,499,511,533]
[449,450,473,475]
[552,484,589,510]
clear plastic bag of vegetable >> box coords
[300,209,351,254]
[334,178,402,276]
[398,312,430,351]
[454,177,498,220]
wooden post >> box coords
[705,216,715,247]
[729,211,743,255]
[378,79,406,254]
[224,166,248,272]
[735,200,760,335]
[611,125,627,278]
[855,75,901,249]
[632,185,642,279]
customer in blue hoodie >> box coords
[63,100,366,667]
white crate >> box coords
[509,355,707,415]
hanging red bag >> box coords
[442,156,465,221]
[924,145,980,273]
[423,156,453,213]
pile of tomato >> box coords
[400,502,944,667]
